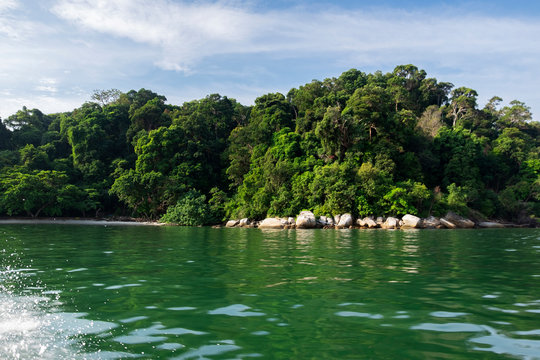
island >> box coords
[0,65,538,227]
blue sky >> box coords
[1,0,539,119]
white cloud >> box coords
[51,1,540,72]
[0,94,82,118]
[0,0,18,11]
[52,0,263,71]
[1,1,539,118]
[47,0,540,117]
[35,86,58,93]
[36,78,58,93]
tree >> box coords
[498,100,532,129]
[91,89,122,106]
[419,78,453,107]
[388,64,426,113]
[417,105,443,138]
[315,105,357,159]
[433,127,484,190]
[493,127,533,167]
[342,84,392,143]
[6,107,51,147]
[0,170,82,217]
[447,87,478,127]
[0,120,11,150]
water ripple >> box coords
[208,304,265,317]
[471,327,540,359]
[104,284,142,290]
[430,311,469,318]
[411,322,485,332]
[170,343,241,360]
[335,311,384,319]
[114,323,206,345]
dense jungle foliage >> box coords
[0,65,538,225]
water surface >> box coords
[1,225,539,359]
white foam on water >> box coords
[0,291,76,359]
[0,267,127,360]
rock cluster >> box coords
[224,211,508,230]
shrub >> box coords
[161,190,211,226]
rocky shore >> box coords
[224,211,522,230]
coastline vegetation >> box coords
[0,65,538,225]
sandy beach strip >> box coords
[0,218,164,226]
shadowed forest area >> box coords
[0,65,538,225]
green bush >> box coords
[161,190,212,226]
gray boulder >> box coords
[401,214,422,228]
[382,217,399,229]
[259,218,284,229]
[239,218,250,227]
[440,218,456,229]
[478,221,505,228]
[296,211,317,229]
[337,213,353,228]
[443,212,475,228]
[423,216,441,228]
[364,217,378,228]
[334,215,341,225]
[318,216,334,227]
[226,220,239,228]
[356,218,367,227]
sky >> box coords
[1,0,540,119]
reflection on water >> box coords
[0,286,129,359]
[1,225,540,359]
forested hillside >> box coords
[0,65,538,224]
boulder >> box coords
[443,212,475,228]
[440,218,456,229]
[258,218,284,229]
[337,213,353,228]
[238,218,250,227]
[288,217,295,225]
[318,216,334,227]
[422,216,441,229]
[401,214,422,228]
[334,215,341,225]
[364,217,378,228]
[478,221,505,228]
[356,218,367,227]
[226,220,239,228]
[460,219,475,228]
[382,217,399,229]
[376,217,385,226]
[296,211,317,229]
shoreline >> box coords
[0,217,164,226]
[0,216,535,229]
[223,211,537,230]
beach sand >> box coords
[0,218,164,226]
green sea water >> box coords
[1,225,539,359]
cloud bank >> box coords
[51,0,540,71]
[1,0,539,118]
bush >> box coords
[161,190,211,226]
[381,186,415,216]
[356,194,375,217]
